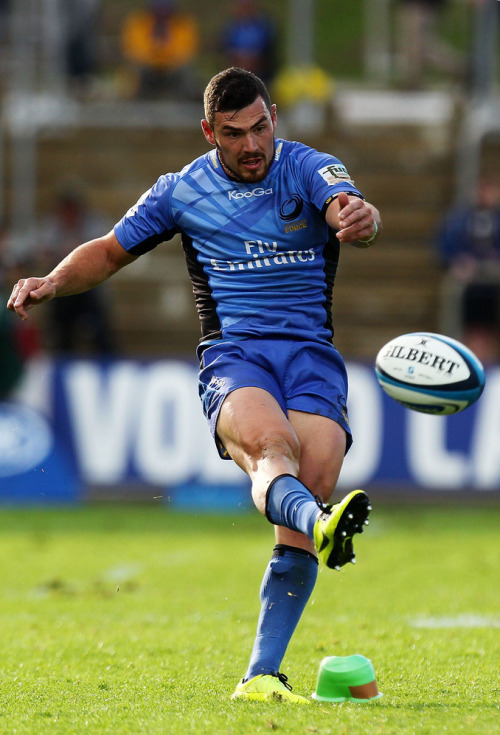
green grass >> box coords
[0,503,498,734]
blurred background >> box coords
[0,0,499,504]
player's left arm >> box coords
[326,191,381,248]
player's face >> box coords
[202,97,277,183]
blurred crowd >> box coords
[395,0,465,89]
[119,0,279,98]
[0,0,490,100]
[436,175,500,364]
[0,182,118,399]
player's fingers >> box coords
[6,280,26,311]
[339,199,368,227]
[337,213,375,242]
[357,216,376,238]
[341,199,376,230]
[337,191,350,212]
[7,295,29,320]
[9,278,53,319]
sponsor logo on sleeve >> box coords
[318,163,354,185]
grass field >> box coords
[0,502,498,734]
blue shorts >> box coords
[198,339,352,459]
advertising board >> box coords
[1,359,498,504]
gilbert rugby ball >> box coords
[375,332,485,415]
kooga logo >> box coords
[228,187,273,200]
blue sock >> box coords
[265,474,321,539]
[245,545,318,680]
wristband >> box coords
[358,220,378,244]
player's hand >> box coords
[7,277,57,320]
[336,192,379,247]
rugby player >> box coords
[8,67,381,703]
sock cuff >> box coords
[265,474,317,524]
[272,544,318,564]
[264,474,297,523]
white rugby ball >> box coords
[375,332,485,415]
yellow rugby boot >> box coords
[231,672,311,704]
[313,490,371,569]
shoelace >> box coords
[314,495,332,514]
[272,672,293,691]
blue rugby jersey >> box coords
[114,138,364,347]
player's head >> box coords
[203,67,272,127]
[202,67,276,183]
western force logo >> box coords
[284,218,307,234]
[318,163,353,186]
[228,187,273,201]
[279,195,303,222]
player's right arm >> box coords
[7,230,137,321]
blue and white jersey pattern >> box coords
[114,138,364,347]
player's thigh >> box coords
[217,386,300,475]
[288,409,346,502]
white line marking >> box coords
[410,614,500,629]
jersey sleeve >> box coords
[114,174,180,256]
[297,146,364,215]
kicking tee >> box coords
[114,138,363,348]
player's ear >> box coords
[271,104,277,131]
[201,119,215,146]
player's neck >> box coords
[218,153,242,182]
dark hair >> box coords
[203,67,272,127]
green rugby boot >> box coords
[313,489,371,570]
[231,672,311,704]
